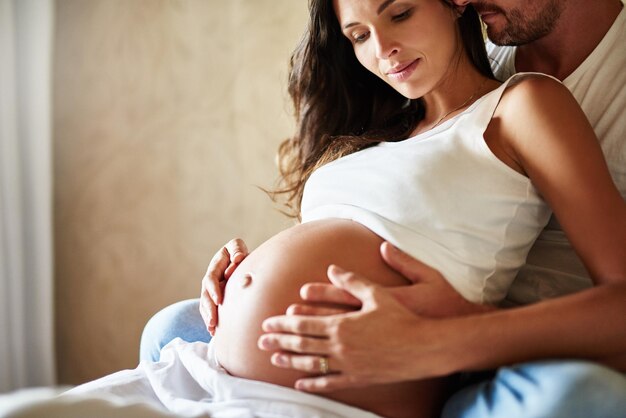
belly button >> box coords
[241,273,253,288]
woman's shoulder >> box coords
[490,71,590,167]
[494,72,580,134]
[499,72,571,111]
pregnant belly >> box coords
[213,219,449,418]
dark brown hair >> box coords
[271,0,494,218]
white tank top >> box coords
[301,73,552,304]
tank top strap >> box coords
[470,72,562,133]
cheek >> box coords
[355,48,380,77]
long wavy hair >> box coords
[270,0,494,218]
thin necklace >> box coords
[429,78,489,130]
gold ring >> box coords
[319,356,329,374]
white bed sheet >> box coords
[0,339,382,418]
[0,387,181,418]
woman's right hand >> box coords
[200,238,249,335]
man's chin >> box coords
[486,28,525,47]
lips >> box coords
[475,5,504,24]
[479,11,499,24]
[386,59,420,82]
[387,60,416,74]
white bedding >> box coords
[0,339,381,418]
[0,387,180,418]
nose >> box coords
[451,0,470,14]
[372,31,398,59]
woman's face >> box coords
[333,0,461,99]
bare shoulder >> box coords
[498,73,574,116]
[494,73,592,151]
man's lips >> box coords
[386,59,419,81]
[479,11,500,24]
[475,5,504,25]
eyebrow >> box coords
[377,0,396,14]
[342,0,397,29]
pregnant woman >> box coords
[211,0,625,416]
[69,1,626,417]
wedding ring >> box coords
[319,356,329,374]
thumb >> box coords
[326,265,379,307]
[380,242,436,284]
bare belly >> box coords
[213,219,450,418]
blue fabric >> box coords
[139,299,210,362]
[443,360,626,418]
[140,300,626,417]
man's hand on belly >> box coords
[256,242,498,392]
[379,242,496,317]
[258,264,451,392]
[257,262,494,392]
[289,242,494,319]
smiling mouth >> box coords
[386,59,420,81]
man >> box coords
[141,1,626,416]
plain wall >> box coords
[53,0,307,384]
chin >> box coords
[396,87,423,100]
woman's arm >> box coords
[493,75,625,284]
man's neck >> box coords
[515,0,623,80]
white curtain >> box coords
[0,0,55,391]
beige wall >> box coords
[53,0,307,384]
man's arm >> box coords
[259,258,626,392]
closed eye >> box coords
[348,6,413,44]
[392,8,413,22]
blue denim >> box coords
[443,361,626,418]
[139,299,211,362]
[140,299,626,417]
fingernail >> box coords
[273,354,287,367]
[329,264,345,274]
[385,242,399,252]
[258,336,268,349]
[262,319,274,332]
